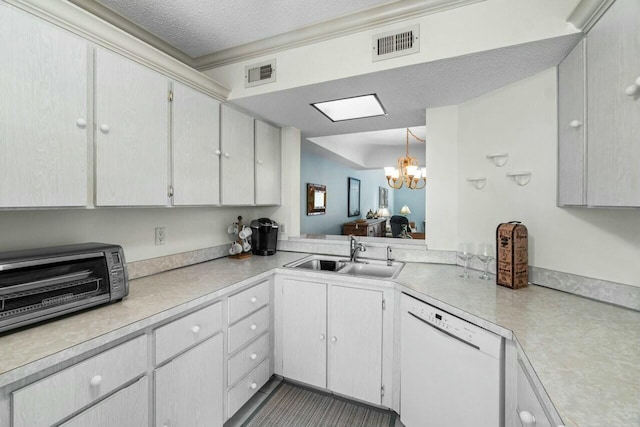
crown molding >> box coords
[67,0,194,66]
[192,0,487,71]
[567,0,616,32]
[5,0,230,100]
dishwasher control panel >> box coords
[403,293,502,358]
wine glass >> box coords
[477,243,494,280]
[457,242,474,278]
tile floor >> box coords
[224,377,404,427]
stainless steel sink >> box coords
[284,255,404,279]
[337,259,404,279]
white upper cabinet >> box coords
[254,120,281,205]
[95,48,170,206]
[171,82,221,206]
[0,3,88,208]
[557,39,586,206]
[586,0,640,207]
[220,105,255,205]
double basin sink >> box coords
[284,254,404,279]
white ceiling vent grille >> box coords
[372,25,419,62]
[245,59,276,88]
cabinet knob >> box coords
[224,152,230,158]
[569,120,582,128]
[89,375,102,387]
[518,410,536,425]
[250,353,258,360]
[215,149,221,156]
[76,118,87,129]
[625,84,638,96]
[331,336,337,343]
[250,324,257,331]
[250,382,257,390]
[99,124,110,134]
[250,296,257,303]
[257,160,264,165]
[320,334,325,341]
[191,325,201,334]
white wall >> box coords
[453,68,640,287]
[425,106,459,250]
[204,0,579,99]
[0,206,275,262]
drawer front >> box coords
[516,363,553,427]
[61,376,148,427]
[228,281,270,324]
[12,335,147,427]
[228,306,269,354]
[228,332,270,386]
[227,358,270,418]
[155,301,222,365]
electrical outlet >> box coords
[279,223,286,233]
[155,227,166,245]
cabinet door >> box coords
[95,48,169,206]
[586,0,640,207]
[0,3,88,207]
[156,333,223,427]
[515,360,553,427]
[61,377,148,427]
[328,285,383,405]
[281,278,327,388]
[172,82,220,205]
[220,105,255,205]
[255,120,281,205]
[558,39,586,206]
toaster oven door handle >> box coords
[0,270,93,297]
[0,252,104,272]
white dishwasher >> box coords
[400,293,504,427]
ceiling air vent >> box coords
[245,59,276,88]
[372,25,419,62]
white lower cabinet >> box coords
[506,341,560,427]
[155,333,224,427]
[280,279,327,388]
[515,361,553,427]
[12,335,147,427]
[276,277,389,406]
[225,281,273,420]
[61,377,148,427]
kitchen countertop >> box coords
[0,252,638,426]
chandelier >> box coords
[384,128,426,190]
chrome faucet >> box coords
[386,246,394,266]
[349,235,367,263]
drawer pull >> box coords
[250,296,257,303]
[519,410,536,425]
[250,353,258,360]
[89,375,102,387]
[250,382,257,390]
[191,325,201,334]
[250,324,257,331]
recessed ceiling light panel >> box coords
[311,94,386,122]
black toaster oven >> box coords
[0,243,128,334]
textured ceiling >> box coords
[230,34,582,141]
[94,0,397,57]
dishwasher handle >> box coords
[408,311,480,351]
